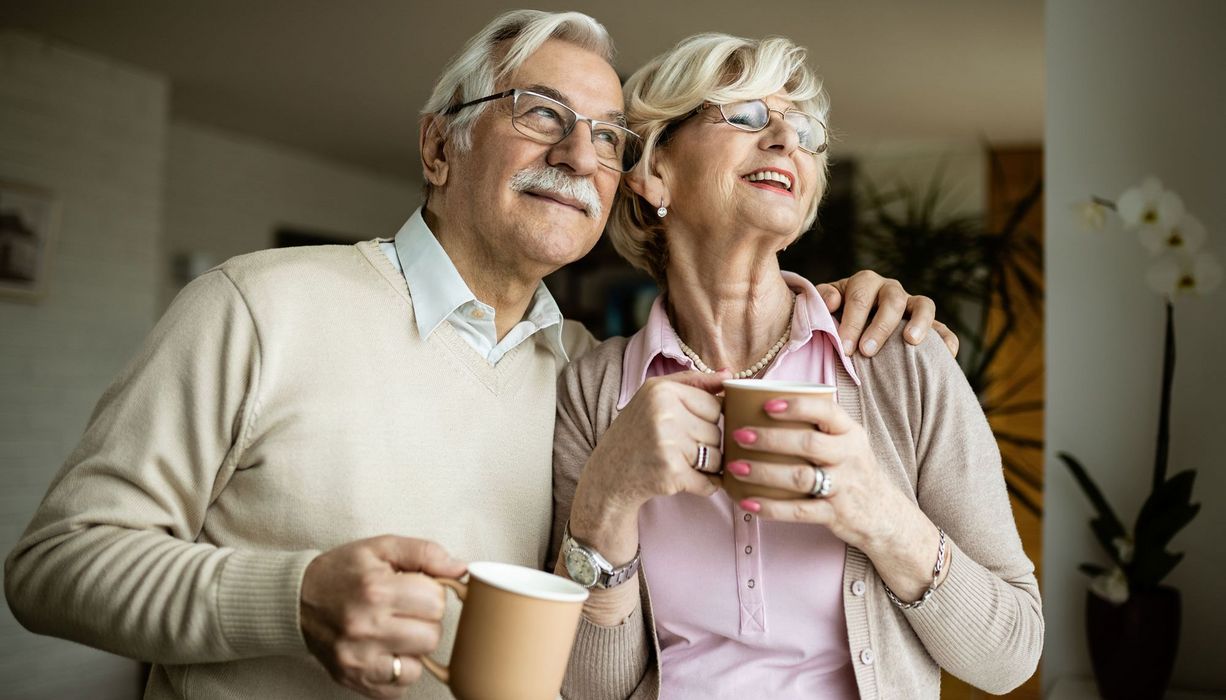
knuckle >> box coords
[847,287,873,309]
[399,658,424,684]
[341,611,372,639]
[791,466,810,492]
[791,502,809,520]
[804,430,823,455]
[336,648,363,676]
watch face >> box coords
[564,547,599,587]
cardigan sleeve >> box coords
[551,342,660,700]
[894,333,1044,693]
[4,269,318,664]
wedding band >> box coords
[390,654,402,684]
[693,443,712,473]
[809,466,833,498]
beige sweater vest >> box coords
[6,241,595,699]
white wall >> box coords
[163,121,415,306]
[1,32,418,697]
[0,31,165,699]
[1045,0,1226,693]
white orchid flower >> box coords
[1090,567,1130,604]
[1076,200,1111,231]
[1117,177,1185,231]
[1138,213,1207,256]
[1145,251,1224,298]
[1112,536,1134,564]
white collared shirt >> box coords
[379,208,568,365]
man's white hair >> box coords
[420,10,615,198]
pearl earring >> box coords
[657,199,667,218]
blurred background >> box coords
[0,1,1222,698]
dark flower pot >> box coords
[1086,586,1181,699]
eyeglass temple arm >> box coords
[442,89,516,115]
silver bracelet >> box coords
[883,527,947,610]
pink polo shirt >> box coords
[617,272,862,699]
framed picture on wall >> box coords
[0,179,59,301]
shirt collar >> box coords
[617,270,860,409]
[392,207,569,361]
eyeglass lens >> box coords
[719,100,827,153]
[511,91,642,171]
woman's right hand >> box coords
[567,370,727,561]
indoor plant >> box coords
[1061,176,1220,699]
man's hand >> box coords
[816,271,959,358]
[300,536,466,699]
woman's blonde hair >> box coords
[607,34,830,282]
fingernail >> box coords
[740,499,762,513]
[764,399,788,413]
[863,338,879,355]
[732,428,757,445]
[907,326,922,341]
[842,339,854,355]
[726,461,750,476]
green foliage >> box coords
[855,161,1044,515]
[1060,303,1201,591]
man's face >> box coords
[442,40,624,276]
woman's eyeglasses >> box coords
[700,99,828,155]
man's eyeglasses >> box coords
[445,89,644,173]
[699,99,828,155]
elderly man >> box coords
[5,10,950,700]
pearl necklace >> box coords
[675,296,796,379]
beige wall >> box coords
[1045,0,1226,693]
[0,31,164,698]
[0,32,418,696]
[163,121,414,306]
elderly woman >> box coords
[549,33,1042,699]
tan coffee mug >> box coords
[722,379,836,502]
[421,561,589,700]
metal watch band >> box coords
[563,522,642,589]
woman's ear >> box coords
[420,115,449,187]
[626,156,670,211]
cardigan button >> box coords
[860,648,875,665]
[851,580,867,596]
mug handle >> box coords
[420,578,468,685]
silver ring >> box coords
[808,466,833,498]
[692,443,711,473]
[390,654,402,684]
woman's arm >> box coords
[897,334,1043,693]
[726,331,1041,693]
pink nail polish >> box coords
[740,499,761,513]
[764,399,788,413]
[732,428,757,445]
[726,461,750,476]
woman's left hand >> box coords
[727,395,945,600]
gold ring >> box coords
[390,654,402,683]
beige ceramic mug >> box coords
[421,561,589,700]
[721,379,836,502]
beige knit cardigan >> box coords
[549,330,1043,699]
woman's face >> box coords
[658,92,825,248]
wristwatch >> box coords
[561,522,642,589]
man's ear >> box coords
[420,115,449,188]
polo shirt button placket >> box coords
[851,580,866,596]
[860,648,875,665]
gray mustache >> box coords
[509,167,602,219]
